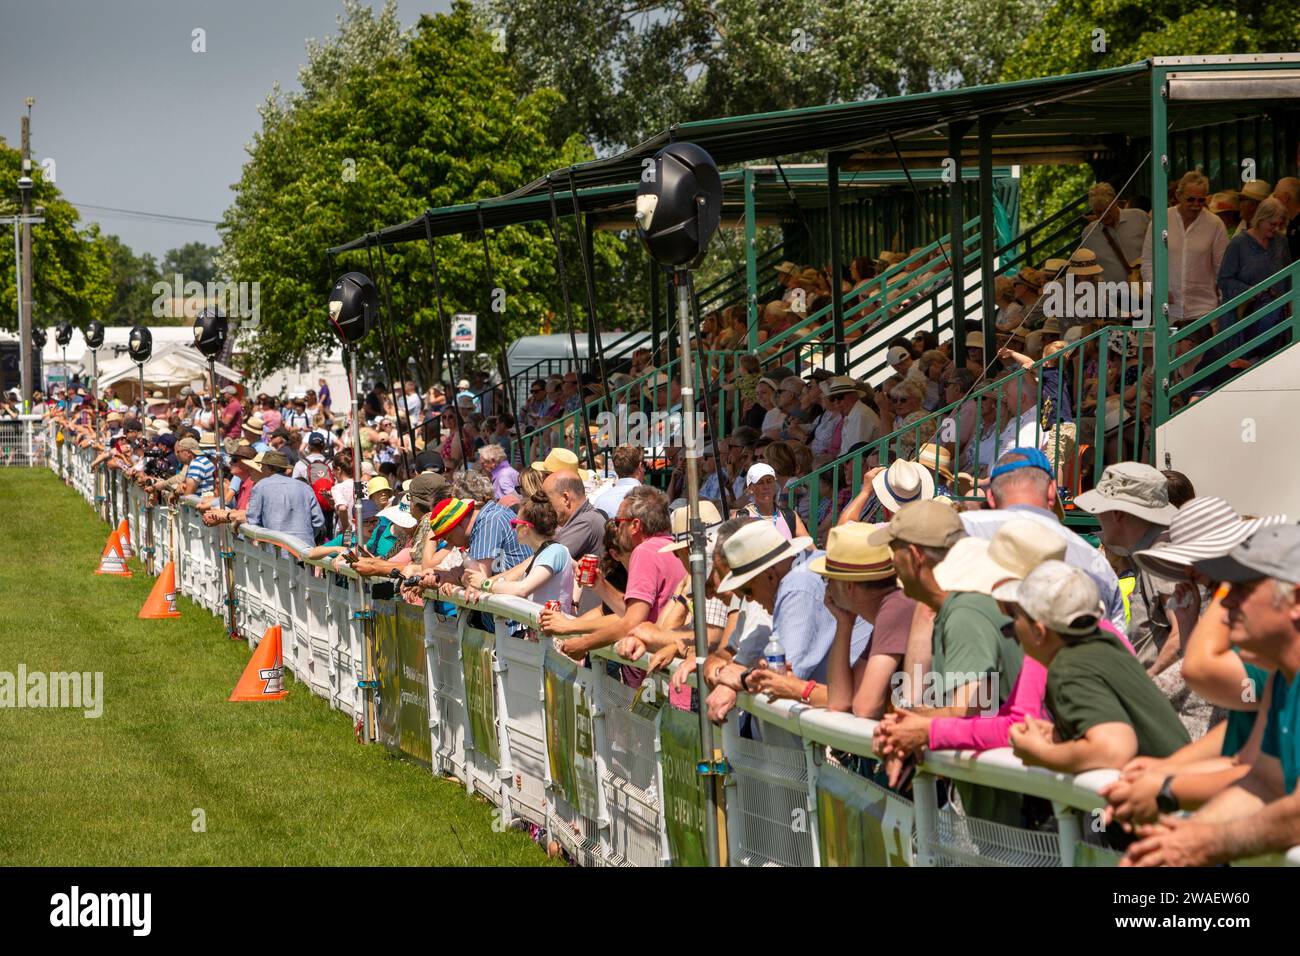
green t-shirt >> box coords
[932,591,1024,826]
[1046,629,1191,758]
[1259,671,1300,794]
[932,591,1022,705]
[1221,658,1271,757]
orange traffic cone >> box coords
[139,561,181,619]
[229,626,288,702]
[95,530,133,577]
[116,519,134,559]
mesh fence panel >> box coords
[724,722,815,867]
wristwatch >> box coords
[1155,775,1180,814]
[739,668,755,693]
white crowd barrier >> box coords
[52,432,1297,867]
[0,415,49,467]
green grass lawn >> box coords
[0,468,555,866]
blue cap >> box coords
[990,447,1052,481]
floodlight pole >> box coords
[208,355,240,642]
[58,343,67,479]
[349,342,376,744]
[675,265,722,869]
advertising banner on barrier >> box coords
[396,603,432,769]
[657,704,709,867]
[461,627,499,765]
[816,762,913,867]
[542,645,598,819]
[373,604,400,753]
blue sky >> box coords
[0,0,451,259]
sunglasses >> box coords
[1000,620,1017,639]
[612,516,638,525]
[1183,196,1208,204]
[509,518,534,530]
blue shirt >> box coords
[961,504,1126,633]
[1260,671,1300,794]
[767,550,871,683]
[185,454,215,495]
[468,500,531,573]
[1218,229,1291,308]
[592,477,641,518]
[246,472,325,550]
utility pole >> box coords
[20,102,35,406]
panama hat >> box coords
[873,459,936,512]
[1074,461,1176,524]
[774,260,799,275]
[808,523,895,581]
[660,500,725,553]
[717,521,812,593]
[1067,249,1103,277]
[965,331,985,349]
[1013,267,1044,292]
[1208,191,1239,215]
[242,413,264,436]
[933,519,1066,595]
[1132,496,1288,581]
[531,447,581,474]
[1042,257,1070,279]
[1239,180,1272,203]
[824,375,869,397]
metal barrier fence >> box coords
[0,415,48,467]
[51,434,1299,867]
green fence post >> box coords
[1151,66,1171,430]
[744,167,759,353]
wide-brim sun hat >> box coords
[933,518,1066,595]
[1132,496,1288,581]
[808,522,895,581]
[872,459,935,512]
[717,521,812,593]
[1074,461,1176,524]
[660,500,724,553]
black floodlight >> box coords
[84,320,105,350]
[635,142,723,268]
[32,327,47,349]
[193,308,227,359]
[327,271,378,346]
[55,320,73,346]
[127,325,152,363]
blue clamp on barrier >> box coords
[356,679,379,690]
[696,759,730,777]
[351,609,375,621]
[224,597,239,608]
[219,549,236,559]
[141,546,156,555]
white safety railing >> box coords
[0,415,48,467]
[52,432,1296,867]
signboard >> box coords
[657,704,709,867]
[815,762,913,867]
[542,645,599,819]
[450,313,477,352]
[372,602,432,768]
[461,626,499,765]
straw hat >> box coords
[659,500,724,553]
[1208,190,1239,214]
[365,476,393,496]
[774,260,799,276]
[808,523,896,581]
[933,519,1066,595]
[531,447,581,474]
[1013,268,1043,292]
[717,521,812,592]
[1132,496,1288,581]
[1066,249,1103,277]
[915,443,954,481]
[1042,257,1070,279]
[1239,180,1272,203]
[872,459,936,512]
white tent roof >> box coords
[97,341,242,391]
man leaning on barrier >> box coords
[1124,526,1300,866]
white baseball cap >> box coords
[887,345,911,367]
[992,560,1103,636]
[746,462,776,486]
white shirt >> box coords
[1080,207,1149,284]
[761,406,787,435]
[809,409,842,457]
[1141,207,1228,321]
[839,400,881,450]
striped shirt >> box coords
[185,455,216,496]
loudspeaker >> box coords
[193,309,227,359]
[54,321,73,347]
[328,271,379,345]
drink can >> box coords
[578,553,599,587]
[543,600,561,615]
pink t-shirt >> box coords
[927,619,1134,752]
[622,534,686,688]
[624,534,686,623]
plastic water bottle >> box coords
[763,636,787,675]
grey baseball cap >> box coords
[1193,524,1300,584]
[992,559,1103,636]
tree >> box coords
[481,0,1046,154]
[220,0,622,384]
[100,234,162,325]
[160,242,218,286]
[0,138,113,333]
[1002,0,1300,226]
